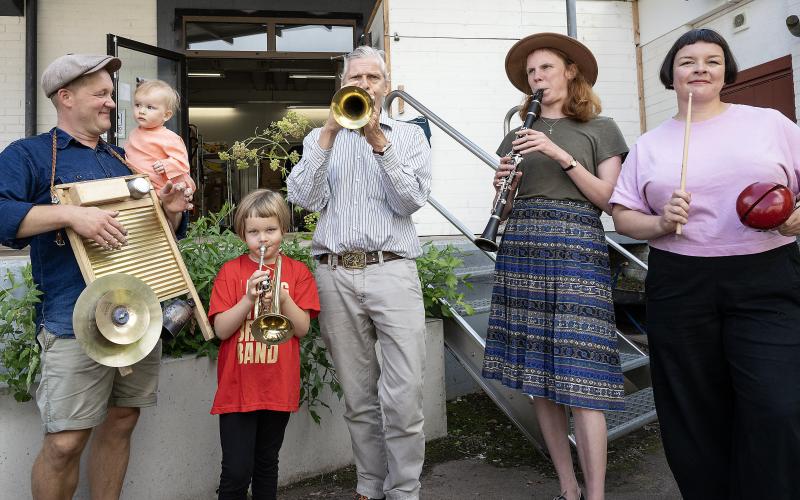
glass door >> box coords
[106,34,188,146]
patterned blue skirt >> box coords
[481,197,625,411]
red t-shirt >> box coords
[207,254,320,414]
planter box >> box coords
[0,319,445,499]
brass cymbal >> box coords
[73,274,163,367]
[95,289,150,345]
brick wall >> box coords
[35,0,157,133]
[388,0,639,235]
[0,1,157,150]
[783,0,800,122]
[0,16,25,150]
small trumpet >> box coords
[331,85,373,129]
[251,244,294,345]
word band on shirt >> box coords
[237,326,279,365]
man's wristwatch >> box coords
[563,157,578,172]
[374,142,392,156]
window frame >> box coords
[182,16,357,59]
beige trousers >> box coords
[315,257,426,500]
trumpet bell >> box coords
[251,314,294,346]
[331,85,373,129]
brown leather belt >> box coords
[317,250,403,269]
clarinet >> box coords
[474,89,545,252]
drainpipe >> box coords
[566,0,577,38]
[25,0,37,137]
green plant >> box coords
[416,242,475,318]
[0,211,472,416]
[0,265,42,402]
[279,236,342,423]
[217,111,311,173]
[302,211,320,233]
[167,203,245,358]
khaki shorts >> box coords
[35,327,162,433]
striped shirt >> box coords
[287,112,432,259]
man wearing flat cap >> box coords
[0,54,191,499]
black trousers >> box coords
[646,244,800,500]
[218,409,291,500]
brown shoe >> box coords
[353,493,385,500]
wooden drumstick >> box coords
[676,92,692,235]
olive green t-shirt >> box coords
[496,116,628,202]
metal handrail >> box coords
[504,105,521,135]
[428,196,495,261]
[606,237,648,271]
[384,89,498,260]
[385,90,499,171]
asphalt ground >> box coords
[278,392,681,499]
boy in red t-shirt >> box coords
[207,189,320,500]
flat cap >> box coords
[41,54,122,98]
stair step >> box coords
[568,387,658,444]
[455,265,494,278]
[620,351,649,372]
[458,298,491,315]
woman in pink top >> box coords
[611,29,800,500]
[124,79,196,191]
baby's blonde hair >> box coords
[135,79,180,113]
[233,189,291,239]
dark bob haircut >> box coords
[659,28,738,90]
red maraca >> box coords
[736,182,795,230]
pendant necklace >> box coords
[540,117,562,135]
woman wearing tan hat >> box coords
[481,33,627,500]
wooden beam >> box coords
[633,0,647,134]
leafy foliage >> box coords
[165,203,245,359]
[217,111,311,172]
[0,209,473,419]
[302,211,320,233]
[0,265,42,402]
[280,237,342,423]
[416,242,475,318]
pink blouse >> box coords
[610,104,800,257]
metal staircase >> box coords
[385,90,657,455]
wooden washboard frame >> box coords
[53,174,214,341]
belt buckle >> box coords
[341,251,367,270]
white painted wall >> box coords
[639,0,800,130]
[792,0,800,121]
[0,16,26,150]
[638,0,749,44]
[388,0,639,236]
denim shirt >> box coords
[0,128,187,338]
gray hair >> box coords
[341,45,389,81]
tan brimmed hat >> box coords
[41,54,122,98]
[504,32,598,94]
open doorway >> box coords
[183,17,355,228]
